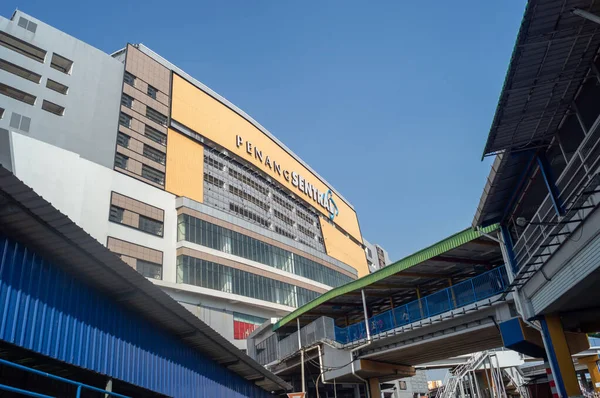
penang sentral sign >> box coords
[236,135,339,221]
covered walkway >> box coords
[249,226,511,397]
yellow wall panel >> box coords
[165,128,204,203]
[319,218,369,278]
[171,74,363,243]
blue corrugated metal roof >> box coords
[0,166,291,395]
[0,235,271,397]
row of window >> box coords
[205,155,225,171]
[228,167,269,196]
[177,213,353,287]
[176,255,320,308]
[120,94,167,127]
[229,203,270,228]
[204,173,224,188]
[109,205,164,236]
[124,71,158,100]
[114,153,166,186]
[272,194,293,211]
[297,224,316,239]
[202,149,324,251]
[228,185,269,211]
[117,132,166,165]
[0,30,73,73]
[274,226,295,240]
[119,112,167,145]
[0,81,65,116]
[273,209,294,226]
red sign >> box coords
[287,393,305,398]
[233,320,259,340]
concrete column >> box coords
[579,355,600,392]
[540,314,581,398]
[368,378,381,398]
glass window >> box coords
[115,153,128,169]
[176,255,323,308]
[124,71,135,86]
[144,124,166,145]
[146,106,167,126]
[141,165,165,185]
[116,132,130,148]
[137,259,162,280]
[119,112,131,128]
[109,205,124,223]
[139,215,163,236]
[177,214,353,287]
[147,85,157,99]
[121,93,133,108]
[143,145,166,165]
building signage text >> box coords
[235,135,339,220]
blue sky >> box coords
[7,1,526,261]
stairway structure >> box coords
[435,351,529,398]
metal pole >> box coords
[490,356,501,398]
[493,354,506,398]
[298,318,305,393]
[334,378,337,398]
[361,289,371,341]
[473,370,483,398]
[459,377,466,398]
[484,357,495,398]
[572,8,600,25]
[468,371,475,398]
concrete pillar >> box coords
[540,314,581,398]
[579,355,600,392]
[368,378,381,398]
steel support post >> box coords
[361,289,371,341]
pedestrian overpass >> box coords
[247,226,531,397]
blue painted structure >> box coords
[334,266,508,344]
[0,235,272,398]
[499,317,546,358]
[0,357,130,398]
[540,317,567,398]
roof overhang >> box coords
[482,0,600,157]
[0,166,291,394]
[476,0,600,227]
[273,225,501,331]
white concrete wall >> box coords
[10,132,178,281]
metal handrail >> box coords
[512,118,600,271]
[334,266,508,344]
[0,358,130,398]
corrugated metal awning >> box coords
[273,225,501,331]
[482,0,600,157]
[0,166,291,394]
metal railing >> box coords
[334,266,509,344]
[512,117,600,275]
[253,317,337,365]
[0,358,129,398]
